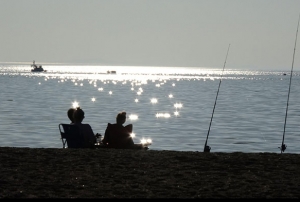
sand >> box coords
[0,147,299,198]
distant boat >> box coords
[31,60,46,72]
[107,70,116,74]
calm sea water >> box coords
[1,65,300,153]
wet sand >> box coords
[0,147,299,198]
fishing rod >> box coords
[204,44,231,152]
[279,14,300,154]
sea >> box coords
[1,64,300,153]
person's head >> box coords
[67,108,76,123]
[116,111,126,125]
[73,107,85,123]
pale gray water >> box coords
[1,65,300,153]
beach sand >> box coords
[0,147,299,198]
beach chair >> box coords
[59,124,68,148]
[58,124,85,148]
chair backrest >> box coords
[58,123,85,148]
[59,124,67,148]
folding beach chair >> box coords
[59,124,68,148]
[58,124,85,148]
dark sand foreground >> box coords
[0,147,300,198]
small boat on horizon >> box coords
[31,60,46,72]
[107,70,116,74]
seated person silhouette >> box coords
[67,108,76,124]
[73,107,98,148]
[102,111,134,149]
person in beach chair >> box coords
[59,123,84,148]
[102,111,135,149]
[73,107,99,148]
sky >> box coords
[1,0,300,71]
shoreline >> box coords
[0,147,299,198]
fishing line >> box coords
[203,44,231,152]
[280,14,300,153]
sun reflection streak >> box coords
[140,138,152,145]
[129,114,138,120]
[151,98,158,104]
[156,113,171,118]
[174,103,183,108]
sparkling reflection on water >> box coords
[1,65,300,153]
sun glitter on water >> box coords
[72,101,79,108]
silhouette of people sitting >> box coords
[73,107,98,148]
[67,108,76,124]
[102,111,135,149]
